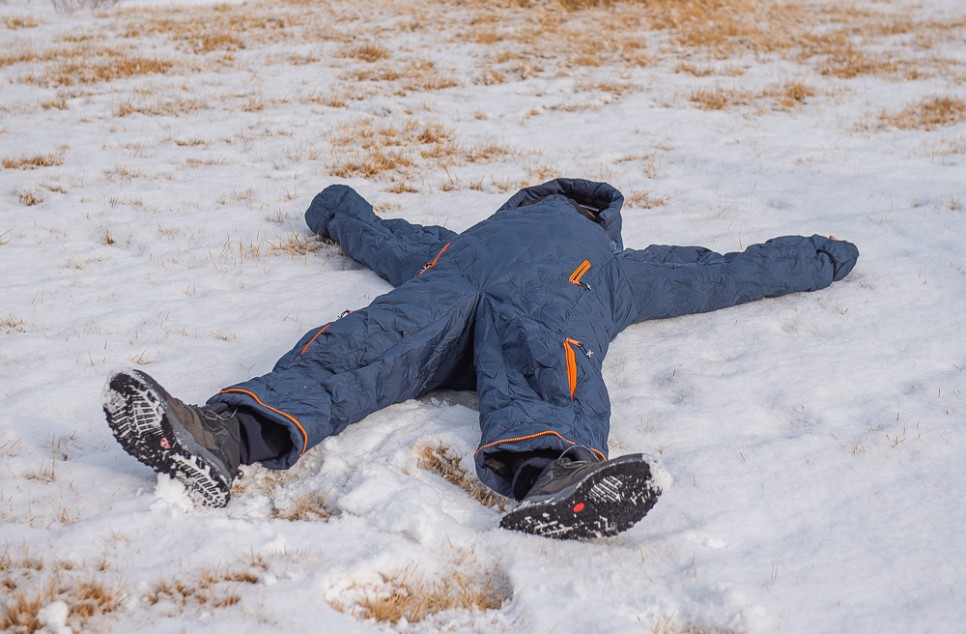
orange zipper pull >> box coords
[419,242,452,275]
[568,259,592,290]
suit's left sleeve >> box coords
[305,185,458,287]
[615,235,859,328]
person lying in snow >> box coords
[103,178,859,540]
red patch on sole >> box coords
[160,438,171,450]
[573,502,585,513]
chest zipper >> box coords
[564,338,594,400]
[569,259,592,290]
[419,242,452,275]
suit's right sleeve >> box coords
[615,235,859,330]
[305,185,458,287]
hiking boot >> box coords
[102,369,241,508]
[500,448,661,540]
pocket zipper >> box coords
[564,337,594,399]
[568,259,592,290]
[419,242,452,275]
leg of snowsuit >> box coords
[209,268,478,469]
[470,294,611,497]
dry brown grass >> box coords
[2,153,64,170]
[18,190,43,207]
[689,86,753,111]
[455,0,965,86]
[766,81,816,110]
[4,15,41,29]
[116,4,298,55]
[341,43,390,63]
[327,117,456,180]
[0,550,123,633]
[147,561,263,611]
[343,58,460,96]
[626,190,668,210]
[270,490,335,521]
[690,81,816,111]
[334,564,510,624]
[417,445,509,511]
[114,95,209,118]
[269,232,330,257]
[2,315,27,334]
[327,116,522,187]
[878,96,966,131]
[3,43,173,87]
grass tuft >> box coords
[18,190,43,206]
[334,565,510,624]
[2,153,64,170]
[878,96,966,131]
[417,445,509,511]
[0,549,123,633]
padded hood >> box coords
[497,178,625,250]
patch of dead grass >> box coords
[2,44,173,87]
[878,96,966,131]
[765,80,816,110]
[689,86,754,111]
[18,190,43,207]
[333,561,510,625]
[147,558,267,612]
[343,58,460,96]
[2,152,64,170]
[417,445,509,511]
[117,4,297,55]
[627,190,669,209]
[327,117,460,181]
[340,43,390,63]
[115,96,208,117]
[0,549,123,633]
[2,315,27,333]
[690,81,816,111]
[4,15,41,29]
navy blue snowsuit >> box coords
[209,179,859,497]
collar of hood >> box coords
[497,178,625,249]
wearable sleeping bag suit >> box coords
[209,178,859,497]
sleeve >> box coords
[616,235,859,327]
[305,185,459,287]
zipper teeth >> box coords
[569,259,591,286]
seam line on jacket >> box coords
[474,430,605,461]
[299,323,332,356]
[218,388,308,456]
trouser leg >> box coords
[210,275,479,469]
[470,298,611,497]
[236,408,293,465]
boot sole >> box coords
[500,454,660,540]
[102,369,232,508]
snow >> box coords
[1,0,965,631]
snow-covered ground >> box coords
[2,0,965,631]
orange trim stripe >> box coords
[418,242,452,275]
[569,259,591,286]
[299,323,332,355]
[218,388,309,456]
[564,338,581,399]
[474,430,605,461]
